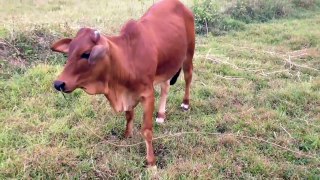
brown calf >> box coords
[51,0,195,166]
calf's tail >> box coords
[170,68,181,85]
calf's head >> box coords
[51,28,109,95]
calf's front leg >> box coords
[140,91,156,167]
[124,110,134,138]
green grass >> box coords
[0,0,320,179]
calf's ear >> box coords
[88,44,109,64]
[51,38,72,53]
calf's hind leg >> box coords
[181,52,193,111]
[156,80,170,123]
[124,110,134,138]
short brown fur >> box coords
[51,0,195,166]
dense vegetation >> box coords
[193,0,320,34]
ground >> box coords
[0,0,319,179]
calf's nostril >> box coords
[53,81,66,91]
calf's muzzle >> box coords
[53,80,66,92]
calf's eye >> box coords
[81,52,90,59]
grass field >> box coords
[0,0,320,179]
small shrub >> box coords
[193,0,245,35]
[192,0,221,34]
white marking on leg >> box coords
[159,81,169,113]
[181,103,189,110]
[157,80,170,122]
[156,117,165,123]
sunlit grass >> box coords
[0,0,319,179]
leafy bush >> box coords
[193,0,245,35]
[192,0,220,34]
[226,0,293,23]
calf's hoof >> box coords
[124,131,133,138]
[155,112,165,124]
[156,117,165,123]
[147,165,157,170]
[146,165,158,176]
[181,103,190,111]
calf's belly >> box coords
[153,64,183,85]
